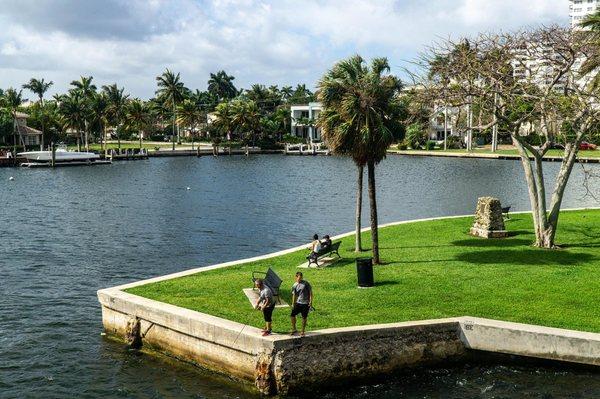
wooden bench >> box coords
[252,267,283,304]
[502,206,511,219]
[307,241,341,268]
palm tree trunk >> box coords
[84,119,89,152]
[367,160,380,264]
[355,165,363,252]
[172,100,176,151]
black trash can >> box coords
[356,257,374,288]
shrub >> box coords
[425,140,437,150]
[446,135,464,149]
[397,141,408,150]
[406,123,427,149]
[282,134,305,144]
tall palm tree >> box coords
[580,11,600,90]
[3,88,24,158]
[207,70,238,101]
[22,78,53,150]
[156,69,186,150]
[89,93,110,152]
[176,99,205,150]
[58,91,86,151]
[124,99,151,149]
[70,76,97,151]
[317,55,401,264]
[102,84,129,150]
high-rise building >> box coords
[570,0,600,28]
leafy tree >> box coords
[318,55,402,263]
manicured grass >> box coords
[126,210,600,334]
[389,148,600,158]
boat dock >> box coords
[284,143,330,156]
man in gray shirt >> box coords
[290,272,313,336]
[255,279,275,336]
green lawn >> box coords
[389,148,600,158]
[126,210,600,334]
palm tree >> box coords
[102,84,129,150]
[3,88,24,159]
[58,92,86,151]
[156,69,186,150]
[213,101,235,141]
[207,70,238,101]
[89,93,110,151]
[317,55,401,264]
[22,78,53,150]
[124,99,151,150]
[231,99,261,147]
[70,76,97,151]
[580,11,600,90]
[176,99,204,150]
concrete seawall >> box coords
[98,209,600,395]
[98,287,600,395]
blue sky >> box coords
[0,0,567,99]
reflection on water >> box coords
[0,155,599,398]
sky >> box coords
[0,0,567,99]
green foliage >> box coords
[405,123,427,149]
[317,55,402,166]
[446,135,464,149]
[282,134,305,144]
[127,210,600,333]
[396,141,408,150]
[425,140,437,150]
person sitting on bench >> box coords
[321,235,332,250]
[308,234,321,262]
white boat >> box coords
[18,148,100,163]
[17,147,110,167]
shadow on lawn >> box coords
[455,249,595,266]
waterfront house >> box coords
[290,102,322,142]
[15,112,42,147]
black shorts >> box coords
[263,306,275,323]
[291,303,310,318]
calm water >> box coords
[1,154,600,398]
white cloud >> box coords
[0,0,568,98]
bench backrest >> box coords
[318,241,340,255]
[264,268,282,293]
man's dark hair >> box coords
[296,272,303,278]
[255,278,264,287]
[313,234,319,240]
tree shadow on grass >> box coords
[454,249,595,266]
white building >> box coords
[290,102,322,142]
[570,0,599,28]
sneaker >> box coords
[261,330,272,337]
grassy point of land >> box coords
[126,210,600,334]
